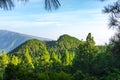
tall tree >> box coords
[0,51,9,68]
[0,51,9,80]
[86,33,97,54]
[23,48,34,69]
[51,52,61,63]
[40,47,50,66]
[11,55,19,66]
[103,0,120,55]
[73,33,98,74]
[50,52,61,72]
[62,50,70,66]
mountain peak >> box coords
[58,34,79,41]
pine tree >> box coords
[103,0,120,55]
[69,52,75,65]
[73,33,98,73]
[62,50,70,65]
[23,48,34,69]
[51,52,61,63]
[0,51,9,68]
[40,47,50,66]
[11,55,19,66]
[0,51,9,80]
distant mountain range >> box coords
[0,30,51,53]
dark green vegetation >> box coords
[0,33,120,80]
[0,0,119,80]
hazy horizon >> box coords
[0,0,116,45]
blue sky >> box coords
[0,0,116,45]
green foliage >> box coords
[51,52,61,63]
[46,34,81,54]
[62,50,70,65]
[4,63,35,80]
[9,39,50,70]
[1,34,120,80]
[4,64,18,80]
[71,70,87,80]
[11,55,19,66]
[101,68,120,80]
[40,47,50,66]
[0,51,9,68]
[57,34,80,50]
[73,33,98,73]
[103,0,120,56]
[56,71,71,80]
[23,48,34,69]
[86,33,98,54]
[36,72,49,80]
[97,45,107,53]
[92,52,112,76]
[9,39,46,57]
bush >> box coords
[71,70,88,80]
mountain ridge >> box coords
[0,30,51,53]
[9,34,81,55]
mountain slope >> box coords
[9,39,50,67]
[10,34,81,55]
[0,30,51,53]
[46,34,81,54]
[9,39,47,56]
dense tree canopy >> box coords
[0,0,120,80]
[0,34,119,80]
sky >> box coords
[0,0,117,45]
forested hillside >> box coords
[0,33,119,80]
[46,34,81,57]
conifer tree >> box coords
[40,47,50,66]
[62,50,70,65]
[51,52,61,63]
[11,55,19,66]
[73,33,98,73]
[23,48,34,69]
[0,51,9,80]
[0,51,9,68]
[103,0,120,55]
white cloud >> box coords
[0,9,115,45]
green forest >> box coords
[0,0,120,80]
[0,33,120,80]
